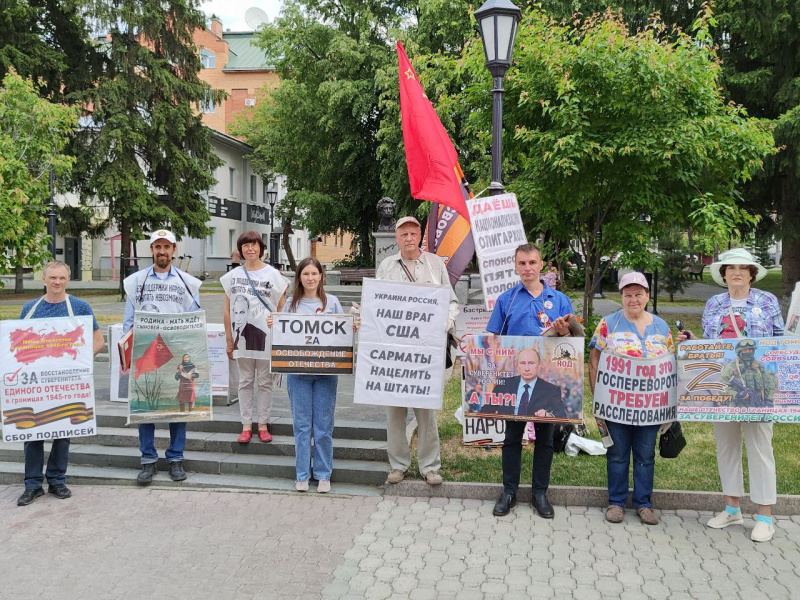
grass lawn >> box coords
[756,268,785,297]
[405,310,800,495]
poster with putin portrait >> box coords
[464,334,584,423]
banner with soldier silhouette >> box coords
[128,311,212,424]
[677,337,800,423]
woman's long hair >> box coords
[289,257,327,313]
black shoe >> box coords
[492,492,517,517]
[169,461,187,482]
[137,463,157,485]
[48,484,72,499]
[532,493,555,519]
[17,488,44,506]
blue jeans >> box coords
[287,374,338,482]
[605,421,660,508]
[24,439,70,490]
[138,423,186,465]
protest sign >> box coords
[109,324,129,403]
[455,304,492,357]
[464,334,583,423]
[354,279,450,409]
[128,311,212,424]
[271,313,355,374]
[786,282,800,337]
[461,365,505,446]
[112,323,229,400]
[466,193,526,310]
[593,352,678,425]
[677,337,800,423]
[206,324,229,397]
[1,316,96,443]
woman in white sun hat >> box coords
[678,248,784,542]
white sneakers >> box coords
[706,510,744,529]
[706,510,775,542]
[295,480,309,492]
[751,520,775,542]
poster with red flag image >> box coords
[128,311,212,424]
[0,316,96,443]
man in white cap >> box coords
[375,215,459,486]
[122,230,202,485]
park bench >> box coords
[339,267,376,284]
[684,264,705,281]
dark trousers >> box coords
[24,438,71,490]
[502,420,554,496]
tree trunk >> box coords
[282,219,296,272]
[15,265,24,294]
[361,221,372,266]
[781,177,799,310]
[120,218,130,299]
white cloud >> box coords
[201,0,284,32]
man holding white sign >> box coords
[374,216,458,486]
[487,243,574,518]
[13,261,105,506]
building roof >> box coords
[222,32,273,71]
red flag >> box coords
[134,334,174,379]
[398,41,469,220]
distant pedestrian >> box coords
[17,261,105,506]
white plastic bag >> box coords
[564,432,607,456]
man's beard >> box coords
[155,255,171,268]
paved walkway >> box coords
[2,484,799,599]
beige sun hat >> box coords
[710,248,768,287]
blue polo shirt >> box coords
[486,282,573,336]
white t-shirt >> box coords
[220,265,289,360]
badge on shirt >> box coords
[544,300,553,310]
[752,307,762,316]
[538,311,551,327]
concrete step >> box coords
[95,407,387,441]
[71,426,388,462]
[0,443,389,485]
[0,461,383,496]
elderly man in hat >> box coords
[123,230,202,485]
[375,216,458,486]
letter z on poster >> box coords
[354,279,451,409]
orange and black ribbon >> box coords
[3,403,94,429]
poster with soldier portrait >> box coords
[677,337,800,423]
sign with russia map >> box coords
[0,316,96,443]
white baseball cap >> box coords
[395,216,421,229]
[618,271,649,291]
[150,229,177,245]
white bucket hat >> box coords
[710,248,767,287]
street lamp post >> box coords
[48,169,57,260]
[475,0,522,197]
[266,187,278,267]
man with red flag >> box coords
[397,41,475,287]
[123,230,202,485]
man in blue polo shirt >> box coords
[17,261,105,506]
[487,243,574,518]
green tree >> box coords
[237,0,411,262]
[658,229,690,302]
[713,0,800,301]
[0,0,99,100]
[70,0,223,295]
[439,8,773,319]
[0,71,78,291]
